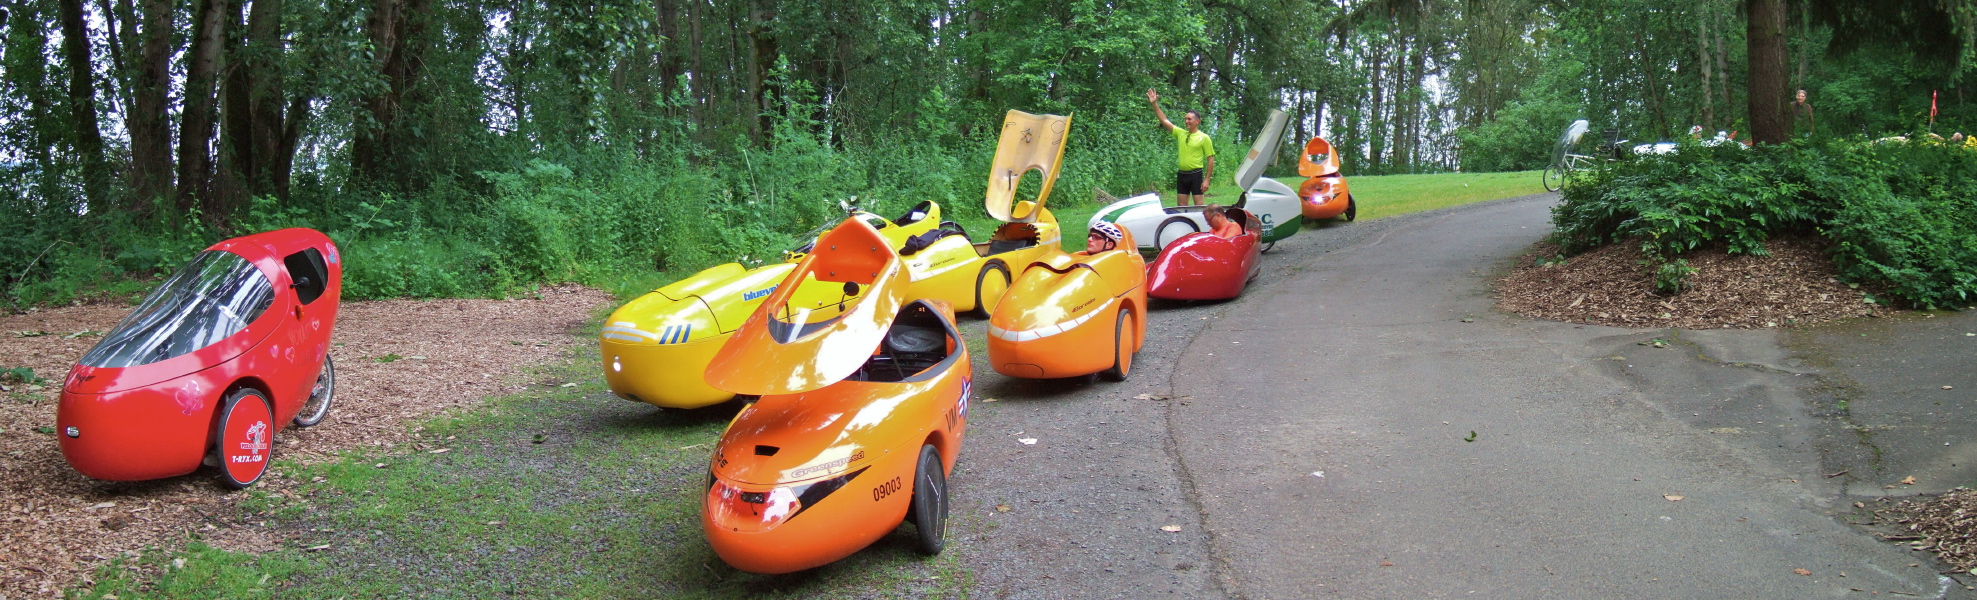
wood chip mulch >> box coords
[0,285,611,597]
[1879,488,1977,573]
[1495,237,1893,329]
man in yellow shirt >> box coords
[1146,88,1215,207]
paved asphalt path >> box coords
[948,192,1975,599]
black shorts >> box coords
[1175,169,1205,196]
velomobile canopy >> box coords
[984,110,1072,224]
[1298,136,1342,177]
[705,218,907,395]
[1234,109,1289,191]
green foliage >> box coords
[1551,138,1977,307]
[1651,258,1697,294]
[0,366,40,385]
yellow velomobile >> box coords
[986,224,1147,381]
[892,110,1071,319]
[600,203,942,409]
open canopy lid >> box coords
[1234,109,1290,191]
[705,217,907,396]
[1298,136,1343,177]
[1553,119,1590,163]
[985,110,1073,223]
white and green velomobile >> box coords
[1090,108,1302,253]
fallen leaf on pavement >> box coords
[1943,386,1954,390]
[1379,561,1394,567]
[996,505,1010,512]
[1017,438,1037,445]
[1793,568,1811,576]
[1664,495,1684,501]
[1900,476,1917,485]
[1160,525,1181,532]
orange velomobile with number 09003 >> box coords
[699,217,971,574]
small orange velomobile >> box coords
[700,217,971,574]
[1146,208,1264,300]
[985,228,1147,381]
[1297,137,1355,221]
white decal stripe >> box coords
[989,299,1114,342]
[601,333,646,343]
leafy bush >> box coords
[1551,138,1977,308]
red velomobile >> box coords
[1145,208,1264,301]
[57,228,341,488]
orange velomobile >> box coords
[1297,136,1355,221]
[985,227,1147,381]
[700,217,971,574]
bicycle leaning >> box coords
[1541,120,1627,192]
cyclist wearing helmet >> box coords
[1084,221,1126,254]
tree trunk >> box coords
[1746,0,1788,144]
[176,0,228,210]
[746,2,777,142]
[57,0,108,202]
[351,0,434,186]
[1699,12,1714,130]
[125,0,174,206]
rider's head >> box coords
[1205,205,1228,228]
[1087,221,1125,253]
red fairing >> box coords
[57,228,341,482]
[1146,214,1262,300]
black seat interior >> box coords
[988,222,1039,255]
[1224,208,1251,233]
[899,222,971,256]
[894,201,934,228]
[282,248,329,305]
[849,303,954,382]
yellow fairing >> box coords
[706,218,908,396]
[985,111,1072,223]
[600,207,939,408]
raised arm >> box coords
[1146,88,1176,132]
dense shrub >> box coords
[1551,138,1977,308]
[3,108,1184,306]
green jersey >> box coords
[1172,127,1216,171]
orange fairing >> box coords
[705,218,906,396]
[1299,136,1342,177]
[986,230,1147,380]
[985,111,1073,223]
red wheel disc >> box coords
[219,392,274,486]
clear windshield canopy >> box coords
[79,251,275,368]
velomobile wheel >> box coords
[216,388,275,489]
[1155,217,1200,249]
[1343,195,1357,222]
[294,355,335,427]
[1101,310,1133,382]
[972,261,1010,318]
[909,444,948,555]
[1261,240,1276,253]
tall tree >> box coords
[56,0,107,201]
[1746,0,1788,144]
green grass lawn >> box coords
[1270,170,1546,223]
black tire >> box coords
[1100,310,1133,382]
[909,444,948,555]
[1343,196,1357,222]
[1542,163,1567,192]
[972,260,1011,318]
[1155,216,1200,249]
[1260,240,1276,253]
[293,355,335,427]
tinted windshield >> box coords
[80,251,276,368]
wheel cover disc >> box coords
[221,396,273,483]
